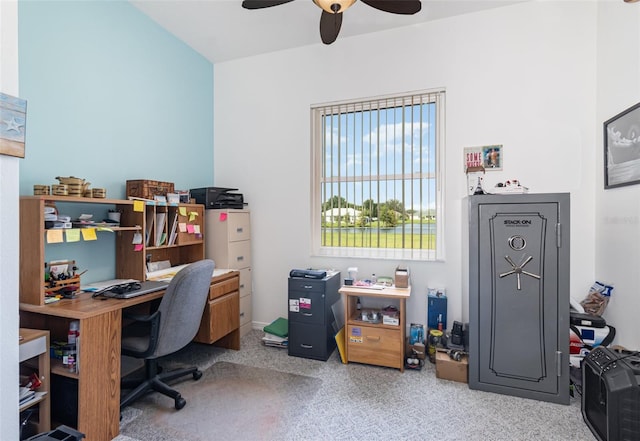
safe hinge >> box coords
[556,223,562,248]
[556,351,562,376]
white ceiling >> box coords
[131,0,525,63]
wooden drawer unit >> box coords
[194,270,241,349]
[346,324,403,370]
[339,285,411,372]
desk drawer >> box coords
[347,325,403,369]
[209,275,239,301]
[195,291,239,344]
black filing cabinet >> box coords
[288,271,340,361]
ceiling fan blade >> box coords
[360,0,421,15]
[320,10,343,45]
[241,0,295,10]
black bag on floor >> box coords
[570,311,606,328]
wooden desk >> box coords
[339,285,411,372]
[19,270,240,441]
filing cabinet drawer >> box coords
[288,278,325,293]
[288,322,335,361]
[346,325,403,369]
[228,240,251,269]
[195,291,239,344]
[239,267,252,298]
[226,212,251,242]
[209,275,239,301]
[239,293,252,326]
[288,289,326,326]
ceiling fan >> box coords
[241,0,422,45]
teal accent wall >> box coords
[18,0,214,282]
[18,0,214,198]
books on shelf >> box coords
[155,212,166,246]
[168,212,179,246]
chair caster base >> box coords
[175,394,186,410]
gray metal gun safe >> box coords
[465,193,569,404]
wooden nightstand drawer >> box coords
[346,325,403,369]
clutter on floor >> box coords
[262,317,288,348]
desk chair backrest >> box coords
[153,259,214,358]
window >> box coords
[311,89,445,261]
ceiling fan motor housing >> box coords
[313,0,356,14]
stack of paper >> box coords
[262,333,288,348]
[262,317,288,349]
[19,387,35,405]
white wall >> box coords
[214,1,598,332]
[596,1,640,349]
[0,1,21,439]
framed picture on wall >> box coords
[0,92,27,158]
[604,101,640,189]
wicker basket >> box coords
[126,180,175,200]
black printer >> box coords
[190,187,245,209]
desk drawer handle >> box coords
[240,312,245,317]
[366,336,381,342]
[303,285,313,289]
[236,256,244,261]
[301,344,313,349]
[236,227,243,233]
[302,312,313,317]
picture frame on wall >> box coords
[0,92,27,158]
[604,101,640,189]
[464,145,503,171]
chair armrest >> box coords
[122,311,162,358]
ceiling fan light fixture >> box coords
[313,0,356,14]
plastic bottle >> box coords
[371,273,377,284]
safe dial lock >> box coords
[499,254,540,290]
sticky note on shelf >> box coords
[133,200,144,212]
[81,228,97,241]
[46,229,64,243]
[219,213,227,221]
[65,229,80,243]
[179,207,187,216]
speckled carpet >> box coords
[116,330,596,441]
[118,361,321,441]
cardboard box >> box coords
[435,350,468,383]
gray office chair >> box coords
[120,259,214,410]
